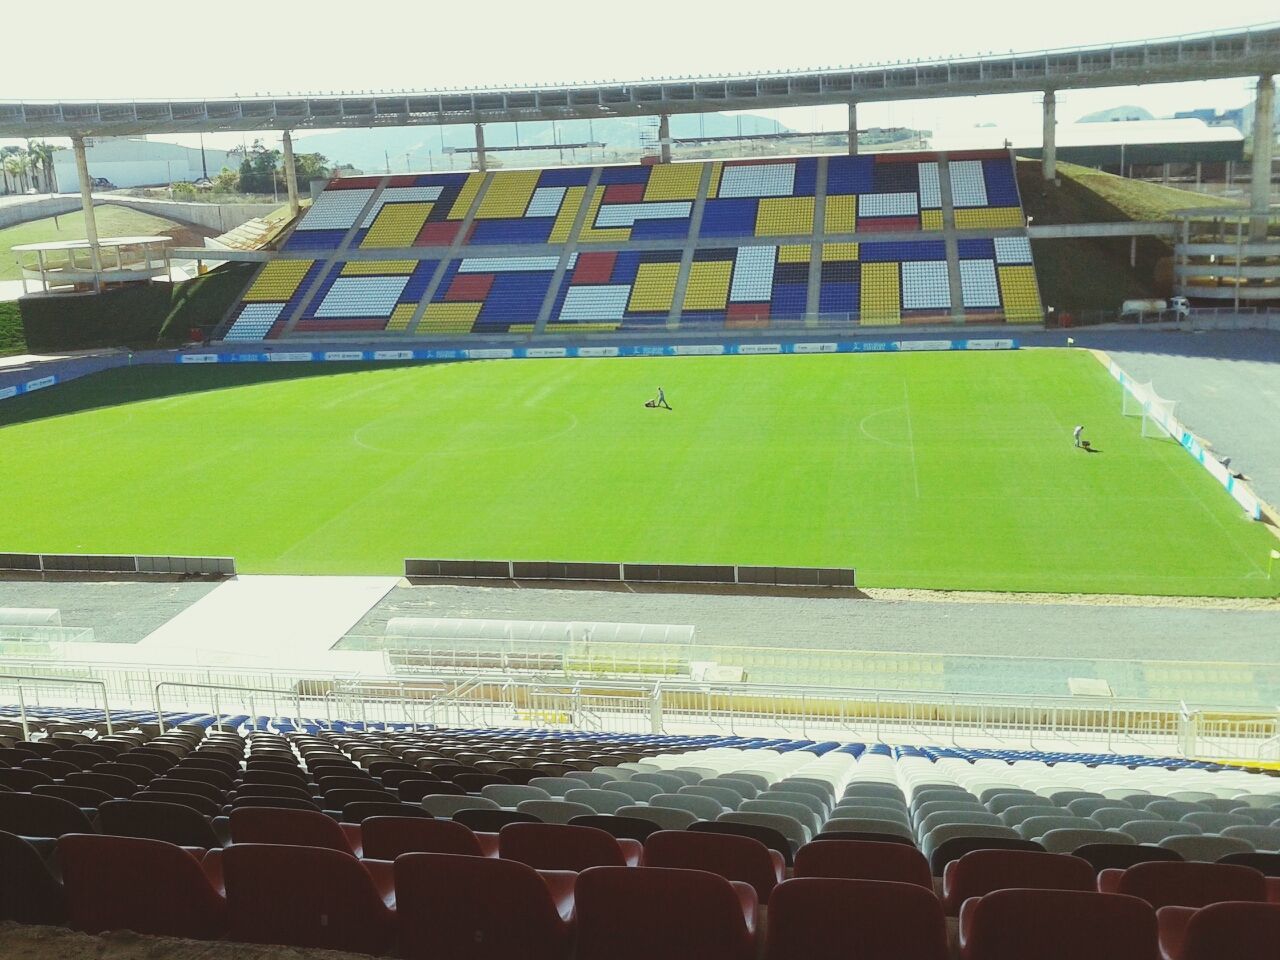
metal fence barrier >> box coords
[405,558,856,587]
[0,553,235,576]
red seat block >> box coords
[229,805,360,856]
[1107,861,1268,909]
[500,822,639,871]
[645,829,785,898]
[766,877,948,960]
[959,888,1158,960]
[575,865,756,960]
[362,816,497,859]
[59,834,225,939]
[795,839,932,890]
[395,852,575,960]
[222,843,395,955]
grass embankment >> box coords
[0,206,215,282]
[1018,160,1236,312]
[0,351,1274,597]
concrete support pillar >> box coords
[658,114,671,163]
[71,135,102,288]
[1250,73,1274,241]
[281,130,300,219]
[475,123,487,172]
[848,101,859,155]
[1042,90,1057,181]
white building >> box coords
[50,137,240,190]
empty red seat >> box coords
[0,829,66,924]
[943,849,1094,915]
[222,843,395,954]
[500,822,641,871]
[959,888,1158,960]
[395,852,575,960]
[766,877,948,960]
[0,790,95,838]
[575,865,757,960]
[645,829,785,898]
[98,798,221,849]
[1157,901,1280,960]
[794,839,932,890]
[362,816,497,859]
[1100,861,1268,909]
[229,805,361,856]
[59,833,226,939]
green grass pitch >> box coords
[1,349,1275,597]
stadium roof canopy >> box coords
[1,22,1277,136]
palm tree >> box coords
[26,149,43,193]
[2,155,25,194]
[0,145,18,194]
[28,142,57,193]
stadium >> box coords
[1,10,1280,959]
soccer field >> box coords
[1,349,1275,597]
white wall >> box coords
[50,138,239,189]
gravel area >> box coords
[0,579,221,644]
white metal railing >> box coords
[0,674,113,738]
[3,656,1277,760]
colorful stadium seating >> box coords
[223,151,1042,339]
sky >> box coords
[2,1,1274,152]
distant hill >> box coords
[1078,106,1155,123]
[296,113,795,172]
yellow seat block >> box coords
[860,262,901,326]
[541,322,621,333]
[448,173,486,220]
[821,243,858,262]
[243,260,313,302]
[386,303,417,332]
[778,244,811,263]
[419,302,481,334]
[825,195,856,234]
[644,163,704,202]
[921,209,944,231]
[475,171,541,219]
[549,186,586,243]
[706,162,724,199]
[629,262,680,312]
[579,187,632,243]
[756,197,815,236]
[342,260,417,276]
[683,260,732,311]
[361,203,433,248]
[998,265,1043,323]
[955,207,1025,229]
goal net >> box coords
[1120,378,1179,440]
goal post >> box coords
[1119,377,1178,440]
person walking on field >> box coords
[1073,425,1084,447]
[655,386,671,410]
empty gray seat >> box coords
[718,811,808,853]
[979,788,1037,805]
[1000,805,1068,827]
[724,773,771,792]
[421,795,499,817]
[1067,798,1129,818]
[630,773,686,793]
[588,766,633,782]
[649,793,723,821]
[911,789,976,812]
[1016,816,1096,840]
[1166,791,1217,804]
[920,824,1020,862]
[821,817,914,841]
[782,777,837,801]
[1180,811,1255,833]
[914,800,985,828]
[1145,800,1208,820]
[1235,808,1280,826]
[988,795,1058,816]
[1039,828,1133,854]
[1111,820,1202,844]
[661,769,703,786]
[739,799,819,837]
[704,777,759,799]
[607,781,662,803]
[1049,791,1104,806]
[680,785,743,810]
[1199,798,1248,814]
[671,767,715,783]
[616,804,696,831]
[1233,794,1280,810]
[564,771,617,789]
[918,809,1003,835]
[758,790,829,822]
[515,799,597,824]
[1221,825,1280,851]
[831,803,910,826]
[1091,808,1162,830]
[833,795,907,812]
[480,784,551,808]
[842,782,904,802]
[564,788,632,815]
[1158,834,1254,862]
[529,777,586,798]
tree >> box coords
[0,145,21,194]
[237,139,282,194]
[285,152,330,188]
[28,142,57,193]
[211,167,240,194]
[3,154,26,193]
